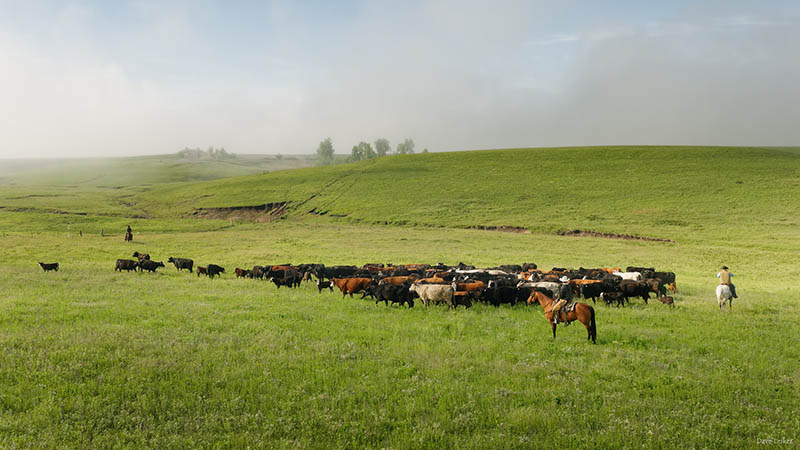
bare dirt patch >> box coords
[557,229,675,243]
[467,225,531,234]
[4,207,87,216]
[192,202,288,222]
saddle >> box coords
[551,299,577,325]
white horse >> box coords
[716,285,733,310]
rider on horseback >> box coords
[716,266,737,298]
[552,277,573,325]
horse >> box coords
[528,289,596,343]
[124,232,133,242]
[716,285,733,310]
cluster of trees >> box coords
[177,147,236,161]
[316,138,425,165]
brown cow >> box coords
[452,281,486,295]
[379,275,418,286]
[196,266,208,277]
[645,278,667,297]
[331,277,373,298]
[235,268,249,278]
[416,277,447,284]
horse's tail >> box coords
[589,305,597,343]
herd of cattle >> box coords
[102,252,677,309]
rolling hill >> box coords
[134,146,800,246]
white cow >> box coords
[613,271,642,281]
[517,281,561,299]
[409,283,454,308]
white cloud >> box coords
[0,1,798,158]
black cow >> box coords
[653,271,676,284]
[317,280,334,293]
[250,265,266,280]
[206,264,225,278]
[314,265,358,280]
[39,262,59,272]
[581,281,616,304]
[312,265,358,280]
[272,276,294,289]
[619,280,650,304]
[168,257,194,272]
[139,260,165,272]
[600,291,626,307]
[132,251,150,261]
[482,286,517,306]
[626,266,656,279]
[645,278,667,298]
[373,283,414,307]
[115,259,138,272]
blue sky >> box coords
[1,1,798,157]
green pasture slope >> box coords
[0,153,315,217]
[1,146,799,448]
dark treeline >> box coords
[316,138,428,166]
[177,147,236,161]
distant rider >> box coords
[716,266,737,298]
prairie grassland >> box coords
[1,220,798,448]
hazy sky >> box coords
[1,1,799,158]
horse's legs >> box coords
[551,321,557,339]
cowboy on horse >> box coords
[716,266,737,298]
[528,287,596,343]
[551,277,575,326]
[124,224,133,242]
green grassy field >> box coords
[1,146,798,448]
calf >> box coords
[115,259,139,272]
[168,257,194,273]
[196,266,208,277]
[658,296,675,308]
[132,251,150,262]
[235,267,250,278]
[600,291,626,307]
[206,264,225,278]
[138,260,165,272]
[316,280,334,293]
[39,262,59,272]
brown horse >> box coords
[124,232,133,242]
[528,289,596,343]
